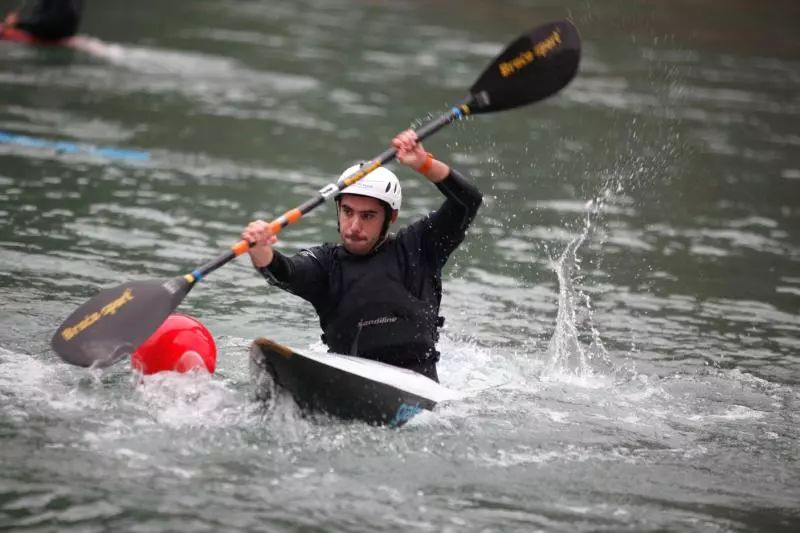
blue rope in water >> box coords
[0,130,150,162]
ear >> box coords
[389,210,399,224]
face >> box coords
[338,194,397,255]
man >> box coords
[242,130,482,382]
[1,0,83,41]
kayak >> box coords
[249,337,461,427]
[0,24,119,58]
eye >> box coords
[362,212,375,221]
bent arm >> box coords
[258,248,328,302]
[411,167,482,264]
[434,167,483,227]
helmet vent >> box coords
[384,182,391,193]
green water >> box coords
[1,0,798,531]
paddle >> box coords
[51,20,581,367]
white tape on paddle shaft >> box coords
[319,183,339,199]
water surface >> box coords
[1,0,798,531]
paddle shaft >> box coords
[189,98,474,284]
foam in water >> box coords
[130,368,248,429]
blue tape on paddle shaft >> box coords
[451,106,464,118]
[192,270,203,282]
[0,130,150,162]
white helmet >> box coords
[337,164,402,210]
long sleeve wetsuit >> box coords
[259,167,482,381]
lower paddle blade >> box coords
[50,277,193,367]
[468,20,581,114]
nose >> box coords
[345,216,362,234]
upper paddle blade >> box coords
[50,277,193,367]
[468,20,581,114]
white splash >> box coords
[545,190,613,378]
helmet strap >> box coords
[376,203,393,244]
[335,197,341,234]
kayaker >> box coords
[242,129,483,382]
[2,0,83,41]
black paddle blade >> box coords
[468,20,581,114]
[50,277,193,367]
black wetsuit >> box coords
[259,168,482,382]
[13,0,83,40]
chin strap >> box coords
[366,203,395,254]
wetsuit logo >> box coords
[357,316,398,328]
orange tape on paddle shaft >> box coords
[267,208,302,234]
[231,209,302,256]
[231,240,249,256]
[283,208,302,225]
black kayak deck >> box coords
[249,337,461,426]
